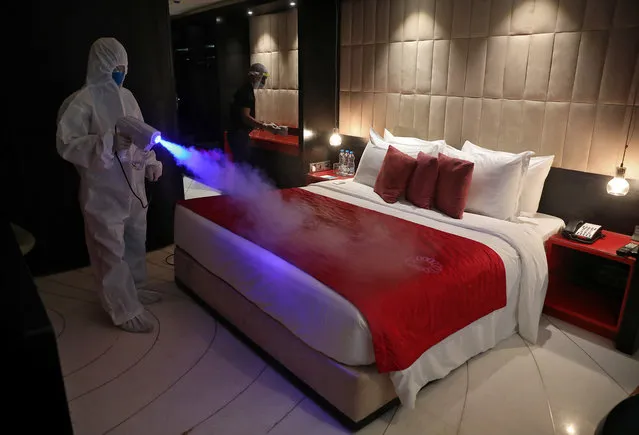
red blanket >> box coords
[181,189,506,372]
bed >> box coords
[174,179,563,427]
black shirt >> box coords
[228,81,255,132]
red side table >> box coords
[306,170,353,185]
[544,230,638,353]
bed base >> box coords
[174,246,399,431]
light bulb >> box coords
[329,128,342,146]
[303,129,314,139]
[607,166,630,196]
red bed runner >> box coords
[181,189,506,372]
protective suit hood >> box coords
[85,38,128,136]
[87,37,128,86]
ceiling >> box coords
[169,0,227,16]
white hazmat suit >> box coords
[57,38,163,332]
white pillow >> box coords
[461,141,533,215]
[519,155,554,212]
[354,129,440,187]
[384,129,447,148]
[440,145,528,221]
[461,141,553,213]
[370,127,391,147]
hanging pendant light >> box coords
[607,166,630,196]
[329,128,342,146]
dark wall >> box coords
[172,4,251,148]
[18,0,180,275]
[217,13,251,136]
[538,168,639,235]
[299,0,340,171]
[172,15,223,147]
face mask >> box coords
[112,71,126,86]
[252,74,267,89]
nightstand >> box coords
[544,230,639,354]
[306,170,353,185]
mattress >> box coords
[175,179,555,366]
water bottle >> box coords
[348,151,355,175]
[338,150,345,176]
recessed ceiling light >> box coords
[215,16,222,23]
[290,1,296,6]
[247,10,253,15]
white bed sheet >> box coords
[174,179,549,408]
[519,212,565,241]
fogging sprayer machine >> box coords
[114,116,163,208]
[115,116,163,152]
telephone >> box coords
[562,220,603,244]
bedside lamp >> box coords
[329,128,342,146]
[607,166,629,196]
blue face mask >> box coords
[112,71,126,86]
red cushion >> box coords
[406,152,439,209]
[435,153,474,219]
[374,145,417,203]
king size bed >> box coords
[174,154,563,428]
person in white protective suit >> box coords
[57,38,163,333]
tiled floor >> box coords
[37,249,638,435]
[183,176,221,200]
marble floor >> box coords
[37,247,638,435]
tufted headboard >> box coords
[339,0,639,177]
[250,9,299,127]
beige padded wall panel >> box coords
[374,44,389,91]
[484,36,508,98]
[432,40,451,94]
[556,0,586,33]
[414,94,431,138]
[499,99,524,151]
[571,30,607,103]
[465,38,487,96]
[583,0,615,31]
[453,0,472,38]
[479,98,503,147]
[563,102,596,170]
[462,97,483,143]
[448,39,469,95]
[524,33,553,100]
[531,0,559,33]
[362,45,376,91]
[444,96,464,145]
[429,95,446,139]
[512,0,535,34]
[339,0,639,177]
[418,0,436,40]
[363,0,377,44]
[435,0,454,39]
[503,35,530,99]
[416,40,434,93]
[613,0,639,29]
[547,32,580,101]
[522,100,545,153]
[251,10,298,126]
[470,0,491,37]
